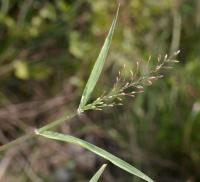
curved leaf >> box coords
[78,5,120,113]
[36,130,154,182]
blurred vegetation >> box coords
[0,0,200,181]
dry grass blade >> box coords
[36,130,154,182]
[78,5,120,113]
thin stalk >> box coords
[0,132,35,153]
[0,111,77,152]
[37,112,76,133]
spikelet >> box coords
[82,51,180,111]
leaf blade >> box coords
[89,164,107,182]
[37,130,154,182]
[78,5,120,112]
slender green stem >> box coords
[0,111,77,152]
[37,112,76,133]
[0,132,35,153]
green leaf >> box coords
[78,5,120,113]
[89,164,107,182]
[36,130,154,182]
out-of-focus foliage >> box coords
[0,0,200,181]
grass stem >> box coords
[0,112,77,152]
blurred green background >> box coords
[0,0,200,181]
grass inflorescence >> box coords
[82,50,180,111]
[0,5,180,182]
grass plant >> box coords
[0,4,180,182]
